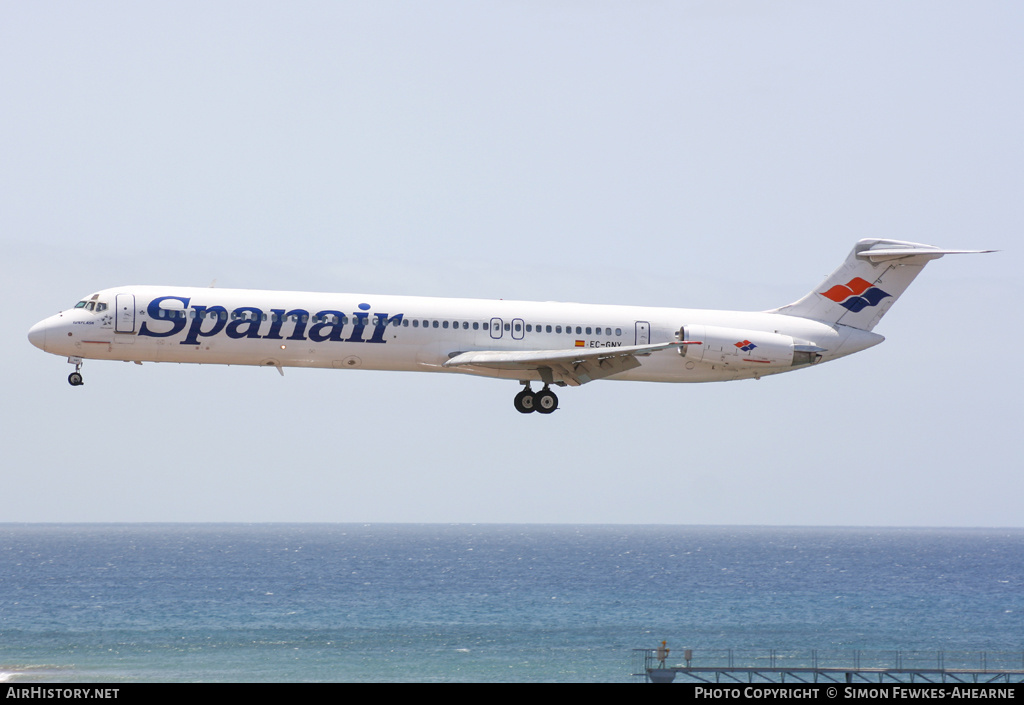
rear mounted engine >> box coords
[676,325,824,369]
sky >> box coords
[2,1,1020,526]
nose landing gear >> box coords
[513,384,558,414]
[68,357,84,386]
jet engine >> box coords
[676,325,824,369]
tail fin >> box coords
[772,239,993,331]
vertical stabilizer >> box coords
[771,239,992,331]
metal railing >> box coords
[632,648,1024,683]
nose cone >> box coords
[28,320,48,351]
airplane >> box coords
[28,239,991,414]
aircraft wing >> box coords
[442,341,684,386]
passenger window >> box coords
[585,327,591,335]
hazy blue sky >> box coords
[2,1,1020,525]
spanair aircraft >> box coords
[29,239,990,414]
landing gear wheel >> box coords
[535,388,558,414]
[68,372,84,386]
[513,389,536,414]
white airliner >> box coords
[29,239,990,413]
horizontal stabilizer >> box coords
[857,246,996,263]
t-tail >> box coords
[771,239,994,331]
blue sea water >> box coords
[0,524,1021,682]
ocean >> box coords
[1,524,1021,682]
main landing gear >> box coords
[513,384,558,415]
[68,358,84,386]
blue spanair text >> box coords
[137,296,403,345]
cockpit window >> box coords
[74,301,88,308]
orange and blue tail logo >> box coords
[820,277,891,313]
[734,340,757,352]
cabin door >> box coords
[635,321,650,346]
[115,293,137,340]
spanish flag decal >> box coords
[575,340,585,347]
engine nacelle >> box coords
[676,325,823,369]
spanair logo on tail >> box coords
[819,277,891,313]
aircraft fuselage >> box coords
[28,285,880,384]
[30,240,988,412]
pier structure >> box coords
[632,648,1024,684]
